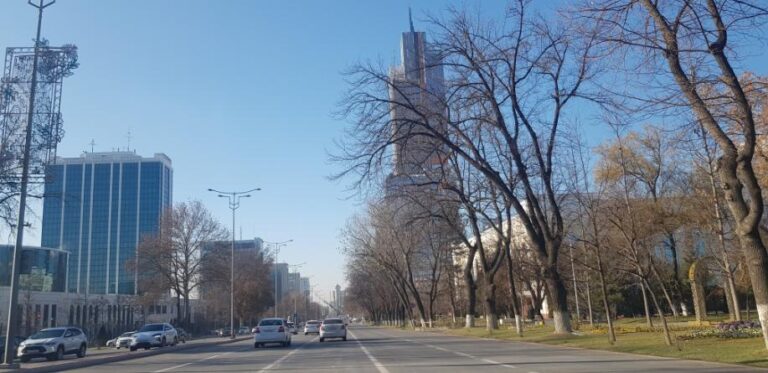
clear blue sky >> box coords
[0,0,499,302]
[1,1,766,303]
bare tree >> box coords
[137,200,228,327]
[336,2,601,334]
[580,0,768,348]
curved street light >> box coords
[207,187,260,339]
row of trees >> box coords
[336,0,768,349]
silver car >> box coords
[130,323,178,351]
[115,331,135,349]
[319,318,347,342]
[254,318,291,348]
[18,327,88,362]
[304,320,320,335]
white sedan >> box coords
[254,318,292,348]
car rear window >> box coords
[307,321,320,325]
[259,319,283,326]
[323,319,343,324]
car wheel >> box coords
[161,337,167,347]
[172,337,178,346]
[54,345,64,360]
[144,346,151,350]
[77,344,87,358]
[319,338,324,342]
[342,336,347,341]
[254,342,259,349]
[130,346,137,352]
[20,356,30,363]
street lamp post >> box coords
[208,187,260,339]
[2,1,55,368]
[264,240,292,317]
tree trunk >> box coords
[739,232,768,348]
[505,248,523,336]
[639,280,653,328]
[643,279,673,346]
[464,266,477,328]
[484,280,498,331]
[545,267,572,334]
[597,252,616,343]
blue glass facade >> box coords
[41,152,173,295]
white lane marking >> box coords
[349,330,390,373]
[379,330,517,370]
[256,336,318,372]
[153,353,227,372]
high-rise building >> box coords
[287,272,300,295]
[272,263,289,303]
[383,15,457,282]
[386,13,446,187]
[41,151,173,295]
[299,277,310,296]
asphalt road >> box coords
[45,326,764,372]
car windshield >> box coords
[259,319,283,326]
[138,324,164,332]
[29,329,65,339]
[323,319,343,324]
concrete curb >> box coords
[15,336,252,373]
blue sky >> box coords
[0,0,495,302]
[1,0,766,303]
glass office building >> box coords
[41,152,172,295]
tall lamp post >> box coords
[2,0,55,368]
[208,187,260,339]
[264,240,293,317]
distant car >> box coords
[286,322,298,335]
[105,337,116,348]
[129,323,178,351]
[319,318,347,342]
[304,320,320,335]
[115,331,135,349]
[17,327,87,362]
[254,318,291,348]
[238,326,250,335]
[176,328,189,343]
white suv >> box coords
[130,323,178,351]
[18,327,88,362]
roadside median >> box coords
[13,336,252,373]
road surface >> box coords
[43,326,763,372]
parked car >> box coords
[286,322,298,335]
[129,323,178,351]
[17,327,87,362]
[105,337,116,348]
[254,318,291,348]
[319,318,347,342]
[115,331,136,349]
[0,336,25,361]
[237,326,250,335]
[176,328,189,343]
[304,320,320,335]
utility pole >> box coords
[207,187,260,339]
[2,1,55,368]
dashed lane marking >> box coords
[256,336,318,372]
[349,330,390,373]
[153,352,229,372]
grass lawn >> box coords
[438,318,768,368]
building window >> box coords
[51,305,57,327]
[43,305,49,328]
